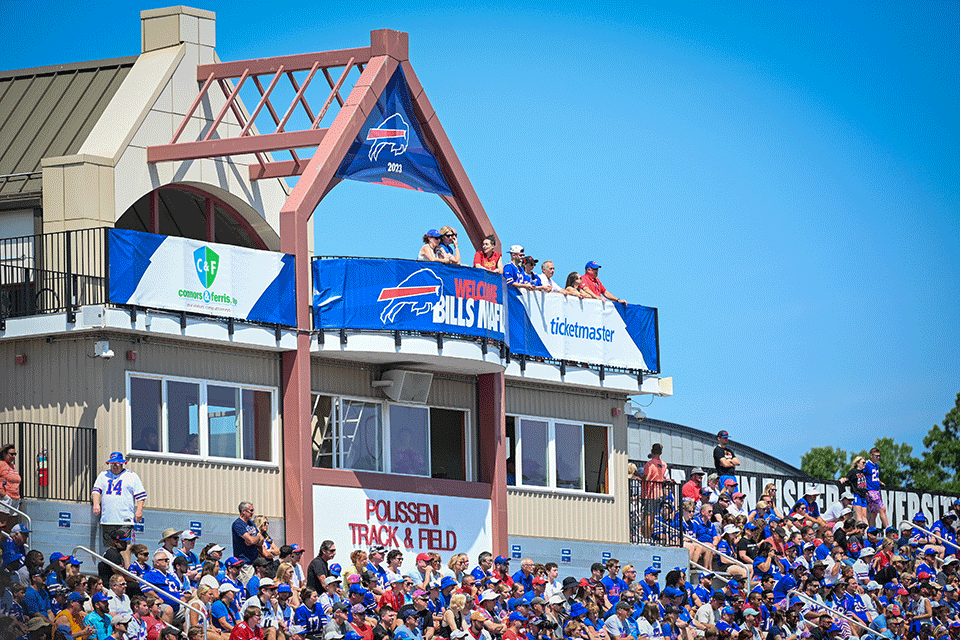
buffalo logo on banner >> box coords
[194,246,220,289]
[378,268,443,323]
[336,67,453,195]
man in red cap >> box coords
[580,262,625,304]
[408,553,435,590]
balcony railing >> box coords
[629,477,682,546]
[0,227,108,326]
[0,422,98,503]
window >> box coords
[506,415,610,494]
[312,395,472,480]
[128,374,276,464]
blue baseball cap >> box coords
[92,592,109,603]
[569,602,588,618]
[330,563,342,575]
[914,512,928,522]
[67,592,87,603]
[50,552,65,562]
[426,229,441,238]
[349,584,368,595]
[644,566,661,575]
[106,452,127,464]
[440,576,458,590]
[66,556,82,566]
[789,596,803,606]
[584,261,601,270]
[673,566,687,573]
[277,584,293,594]
[721,606,735,615]
[3,552,23,565]
[510,612,527,622]
[495,555,510,565]
[290,544,304,553]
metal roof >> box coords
[0,56,137,201]
[629,415,809,477]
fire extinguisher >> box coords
[37,448,48,487]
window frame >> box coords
[126,372,279,468]
[508,413,613,496]
[313,393,474,481]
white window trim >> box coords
[509,413,613,496]
[315,393,474,481]
[126,372,279,468]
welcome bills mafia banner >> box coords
[109,229,297,326]
[508,289,659,373]
[334,67,453,195]
[313,259,506,341]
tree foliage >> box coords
[912,392,960,492]
[799,392,960,490]
[801,446,850,481]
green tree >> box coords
[856,437,918,488]
[912,392,960,492]
[801,446,849,481]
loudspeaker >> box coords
[377,369,434,404]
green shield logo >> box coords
[194,246,220,289]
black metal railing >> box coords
[629,477,682,546]
[0,227,108,324]
[0,422,98,503]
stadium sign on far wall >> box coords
[109,229,297,326]
[664,464,960,526]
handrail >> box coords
[72,545,207,639]
[684,534,754,589]
[787,589,874,636]
[4,502,33,537]
[900,521,955,549]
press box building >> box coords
[0,6,681,574]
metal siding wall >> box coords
[630,420,800,477]
[505,382,630,544]
[0,336,284,518]
[312,359,377,399]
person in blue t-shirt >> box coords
[602,559,629,605]
[864,448,889,528]
[503,246,534,290]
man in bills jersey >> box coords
[92,452,147,566]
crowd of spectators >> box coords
[417,229,626,304]
[630,433,960,640]
[6,435,960,640]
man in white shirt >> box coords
[694,592,725,636]
[92,452,147,566]
[823,492,856,525]
[540,261,566,293]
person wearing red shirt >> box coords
[641,444,672,537]
[379,576,406,611]
[682,468,706,502]
[580,262,625,304]
[231,607,265,640]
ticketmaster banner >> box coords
[313,259,506,341]
[109,229,296,326]
[508,288,659,372]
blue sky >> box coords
[3,1,958,469]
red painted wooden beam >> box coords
[147,129,327,163]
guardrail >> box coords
[1,502,32,540]
[72,545,207,639]
[0,422,98,503]
[788,589,874,636]
[0,227,108,328]
[899,521,955,549]
[683,534,754,589]
[629,478,682,546]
